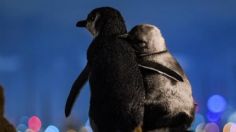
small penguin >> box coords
[0,85,16,132]
[120,24,195,132]
[65,7,145,132]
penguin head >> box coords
[120,24,167,54]
[76,7,127,37]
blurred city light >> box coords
[66,129,77,132]
[207,94,226,113]
[45,125,59,132]
[191,113,205,130]
[228,112,236,123]
[207,111,221,122]
[17,124,27,132]
[85,119,93,132]
[28,116,42,132]
[204,122,220,132]
[223,122,236,132]
[195,123,205,132]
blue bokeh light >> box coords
[19,116,29,124]
[191,113,205,130]
[85,119,93,132]
[207,95,226,113]
[17,124,27,132]
[228,112,236,123]
[195,123,205,132]
[45,125,59,132]
[207,111,221,122]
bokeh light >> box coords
[20,116,29,124]
[85,119,90,127]
[222,106,235,123]
[223,122,236,132]
[45,125,59,132]
[85,119,93,132]
[191,113,205,130]
[204,122,219,132]
[230,123,236,132]
[228,112,236,123]
[66,129,77,132]
[207,94,226,113]
[85,127,93,132]
[195,123,205,132]
[207,111,221,122]
[28,115,42,132]
[224,123,232,132]
[25,128,35,132]
[17,124,28,132]
[79,127,89,132]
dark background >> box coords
[1,0,236,131]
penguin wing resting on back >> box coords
[138,61,183,82]
[121,24,195,132]
[65,7,145,132]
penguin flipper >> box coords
[138,61,184,82]
[65,64,90,117]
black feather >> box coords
[65,64,90,117]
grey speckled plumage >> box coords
[121,24,195,132]
[0,85,16,132]
[65,7,145,132]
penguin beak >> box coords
[76,20,87,27]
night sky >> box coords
[1,0,236,131]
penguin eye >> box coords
[90,15,96,21]
[139,42,147,48]
[136,40,147,48]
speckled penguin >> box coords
[120,24,195,132]
[65,7,145,132]
[0,85,16,132]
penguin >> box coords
[65,7,145,132]
[0,85,16,132]
[120,24,195,132]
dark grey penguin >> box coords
[120,24,195,132]
[0,85,16,132]
[65,7,144,132]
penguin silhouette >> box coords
[65,7,145,132]
[120,24,195,132]
[0,85,16,132]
